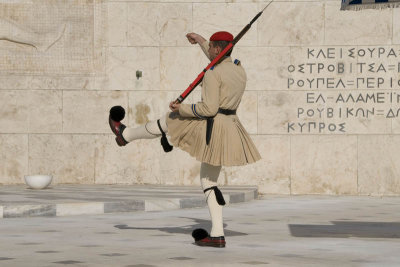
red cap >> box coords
[210,31,233,42]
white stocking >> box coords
[122,114,167,142]
[200,162,224,237]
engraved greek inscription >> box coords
[388,48,397,58]
[287,122,346,133]
[297,107,375,119]
[386,109,396,118]
[376,110,385,116]
[338,63,344,74]
[386,109,400,118]
[306,93,325,103]
[286,46,400,135]
[335,93,385,103]
[307,48,338,59]
[348,48,355,58]
[288,78,346,89]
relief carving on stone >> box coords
[0,18,65,52]
[0,1,98,74]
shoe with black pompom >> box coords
[109,106,129,147]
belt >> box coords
[206,108,236,145]
[217,108,236,116]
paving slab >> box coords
[0,195,399,266]
[0,185,257,219]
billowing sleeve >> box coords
[179,69,220,118]
[199,40,211,60]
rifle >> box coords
[175,1,273,104]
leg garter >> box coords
[204,186,226,206]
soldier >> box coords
[109,31,261,248]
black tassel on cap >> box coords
[192,228,209,241]
[110,106,125,122]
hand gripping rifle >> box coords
[175,1,273,104]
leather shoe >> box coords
[195,236,226,248]
[108,116,128,146]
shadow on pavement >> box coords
[289,221,400,238]
[114,217,248,237]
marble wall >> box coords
[1,0,400,196]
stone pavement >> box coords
[0,193,400,266]
[0,185,257,218]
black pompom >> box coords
[110,106,125,122]
[192,228,209,241]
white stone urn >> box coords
[24,175,53,189]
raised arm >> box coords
[186,32,211,60]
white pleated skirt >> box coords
[166,112,261,167]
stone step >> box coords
[0,185,258,219]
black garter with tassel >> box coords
[204,186,226,206]
[157,119,173,152]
